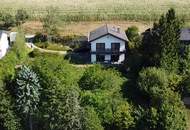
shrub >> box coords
[125,26,140,43]
[133,107,159,130]
[158,103,187,130]
[12,30,28,61]
[114,103,134,129]
[15,9,29,25]
[1,12,15,29]
[79,65,124,90]
[138,67,168,98]
[82,106,103,130]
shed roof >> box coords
[88,24,128,42]
[0,30,8,38]
[180,28,190,41]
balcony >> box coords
[91,48,126,54]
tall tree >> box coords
[140,8,183,70]
[15,9,29,25]
[42,7,58,42]
[16,65,41,130]
[159,8,182,72]
[12,30,28,61]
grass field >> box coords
[20,21,152,36]
[1,0,190,21]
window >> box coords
[96,43,105,52]
[111,43,120,52]
[111,55,119,62]
[96,54,105,62]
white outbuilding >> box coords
[0,31,9,59]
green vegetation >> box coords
[42,7,58,40]
[15,9,29,25]
[35,42,71,51]
[0,8,190,130]
[0,0,190,22]
[0,31,29,130]
[15,65,41,130]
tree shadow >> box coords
[121,78,150,107]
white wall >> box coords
[91,54,96,63]
[0,33,9,59]
[90,34,126,63]
[91,34,125,52]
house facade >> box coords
[180,28,190,44]
[0,31,9,59]
[88,24,128,64]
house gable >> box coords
[90,34,125,52]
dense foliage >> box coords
[15,65,41,130]
[0,8,189,130]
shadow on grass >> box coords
[64,52,91,64]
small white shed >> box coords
[0,31,9,59]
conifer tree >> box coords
[16,65,41,130]
[159,8,182,73]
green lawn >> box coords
[35,42,72,51]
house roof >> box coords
[88,24,128,42]
[0,30,8,38]
[180,28,190,41]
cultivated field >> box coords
[0,0,190,21]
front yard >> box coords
[35,42,72,51]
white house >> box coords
[88,24,128,64]
[180,28,190,44]
[0,31,9,59]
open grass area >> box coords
[0,0,190,21]
[35,42,72,51]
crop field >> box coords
[0,0,190,21]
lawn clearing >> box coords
[35,42,72,51]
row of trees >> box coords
[124,8,188,130]
[0,9,29,29]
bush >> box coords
[114,103,134,129]
[138,67,168,98]
[12,30,28,61]
[0,80,21,130]
[82,106,103,130]
[15,9,29,25]
[158,103,187,130]
[81,91,115,124]
[125,26,140,43]
[30,55,82,130]
[133,107,159,130]
[79,65,124,90]
[1,12,16,29]
[33,32,47,43]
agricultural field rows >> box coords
[0,0,190,21]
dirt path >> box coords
[26,43,67,55]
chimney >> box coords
[117,27,120,33]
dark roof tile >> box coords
[88,24,128,42]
